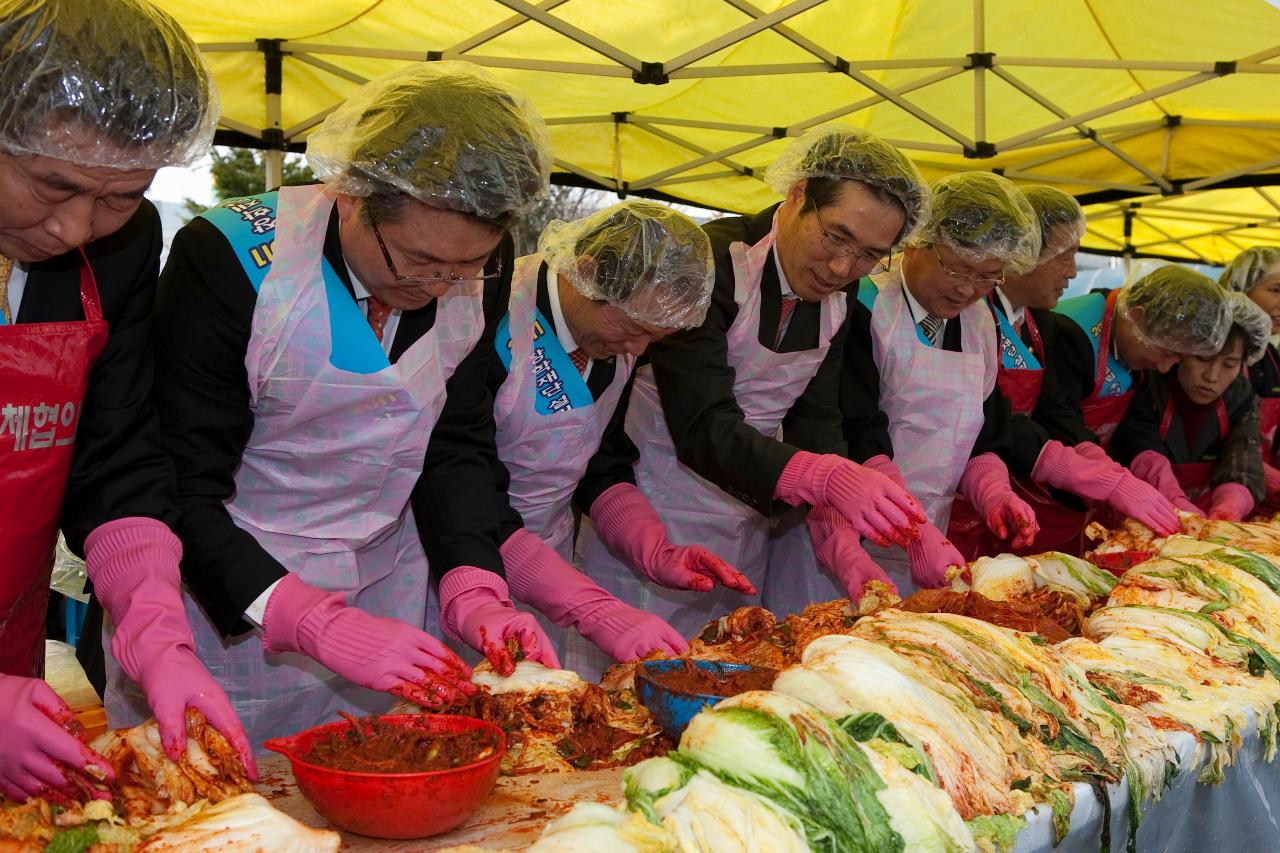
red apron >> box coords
[1252,348,1280,464]
[1161,394,1228,511]
[0,252,108,677]
[949,305,1048,558]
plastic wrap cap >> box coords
[764,123,930,242]
[1020,185,1085,260]
[539,200,714,330]
[1118,262,1232,358]
[0,0,217,169]
[914,172,1041,273]
[1225,292,1271,365]
[306,62,551,221]
[1219,246,1280,294]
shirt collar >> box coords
[900,275,931,325]
[994,286,1024,327]
[771,245,797,299]
[546,267,581,354]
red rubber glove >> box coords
[906,522,966,589]
[1127,449,1204,516]
[806,508,898,603]
[1207,482,1255,521]
[589,484,754,594]
[956,453,1039,548]
[86,518,256,780]
[0,675,114,803]
[503,528,687,661]
[1032,441,1182,535]
[263,572,475,709]
[438,568,559,676]
[776,451,927,547]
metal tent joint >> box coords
[964,141,997,158]
[966,51,995,69]
[257,38,284,94]
[427,50,444,62]
[1164,114,1183,127]
[261,127,285,151]
[633,62,669,84]
[1214,60,1237,76]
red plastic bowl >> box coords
[264,714,505,839]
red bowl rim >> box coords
[264,713,507,780]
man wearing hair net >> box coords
[1044,262,1232,539]
[147,62,556,750]
[579,124,929,638]
[1111,293,1269,521]
[946,185,1182,557]
[0,0,254,799]
[833,171,1042,603]
[489,201,751,676]
[1220,246,1280,511]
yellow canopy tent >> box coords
[165,0,1280,237]
[1082,186,1280,264]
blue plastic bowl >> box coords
[636,660,774,741]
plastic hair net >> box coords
[912,172,1041,273]
[1219,246,1280,294]
[1020,185,1085,260]
[538,200,714,329]
[764,123,931,242]
[307,61,551,221]
[0,0,217,169]
[1117,262,1232,358]
[1225,292,1271,365]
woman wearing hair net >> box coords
[578,125,929,640]
[488,201,751,676]
[1044,262,1232,538]
[0,0,254,800]
[1220,246,1280,512]
[946,185,1182,557]
[833,171,1042,604]
[146,62,557,750]
[1110,293,1269,520]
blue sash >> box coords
[989,298,1041,371]
[495,307,594,415]
[1053,292,1132,397]
[199,193,390,375]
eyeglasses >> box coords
[932,245,1004,287]
[369,215,503,287]
[809,202,893,275]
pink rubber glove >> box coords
[806,508,899,603]
[502,528,687,661]
[906,522,966,589]
[589,484,755,594]
[438,568,559,676]
[1075,441,1110,461]
[0,675,114,803]
[776,451,927,547]
[1032,441,1182,534]
[1266,463,1280,503]
[957,453,1039,548]
[1207,482,1255,521]
[263,571,475,709]
[1127,449,1204,516]
[86,518,256,780]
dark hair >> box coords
[1220,324,1248,359]
[802,176,910,242]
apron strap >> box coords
[1092,290,1120,398]
[76,248,104,324]
[1022,308,1045,363]
[1159,393,1229,443]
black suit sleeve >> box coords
[152,217,286,636]
[645,263,796,516]
[58,201,181,554]
[839,295,895,463]
[573,366,640,515]
[1039,314,1101,446]
[415,241,519,578]
[1109,378,1168,465]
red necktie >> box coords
[774,296,799,348]
[568,348,590,375]
[366,296,393,343]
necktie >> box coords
[774,296,800,348]
[0,255,13,324]
[366,296,394,343]
[568,347,590,375]
[919,314,943,345]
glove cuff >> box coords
[775,451,820,505]
[437,568,509,645]
[1030,440,1073,487]
[1210,482,1254,519]
[261,573,340,656]
[85,517,182,625]
[957,452,1010,508]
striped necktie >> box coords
[774,296,800,348]
[0,255,13,324]
[568,348,590,375]
[919,313,944,345]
